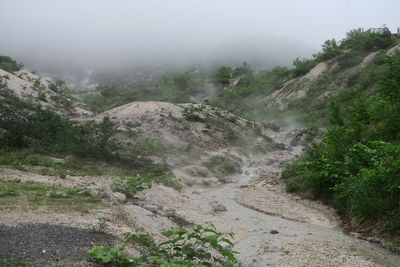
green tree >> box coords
[213,66,234,86]
[233,62,253,76]
[292,57,317,77]
[340,28,394,52]
[318,39,342,61]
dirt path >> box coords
[190,128,400,266]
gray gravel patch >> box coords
[0,223,115,267]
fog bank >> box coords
[1,0,398,73]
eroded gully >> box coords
[191,128,400,266]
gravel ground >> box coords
[0,223,114,267]
[279,241,380,267]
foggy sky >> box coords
[1,0,399,72]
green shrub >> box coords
[282,54,400,233]
[333,141,400,229]
[340,28,395,52]
[213,66,234,86]
[317,39,342,61]
[24,154,55,166]
[152,174,183,191]
[89,222,240,266]
[112,175,152,198]
[0,55,23,73]
[0,106,119,159]
[291,57,317,77]
[337,51,365,69]
[129,138,166,158]
[182,105,206,122]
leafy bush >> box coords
[282,54,400,233]
[89,222,240,266]
[182,104,206,122]
[0,106,119,159]
[340,28,395,52]
[333,142,400,227]
[317,39,342,61]
[112,175,152,198]
[213,66,234,86]
[337,51,365,69]
[0,55,23,73]
[291,57,317,77]
[153,174,183,191]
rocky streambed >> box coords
[190,127,400,266]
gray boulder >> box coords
[111,192,127,204]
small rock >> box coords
[366,237,380,243]
[49,157,65,164]
[285,145,294,151]
[192,191,201,195]
[131,200,145,207]
[111,192,127,204]
[350,232,362,238]
[270,230,279,234]
[111,186,123,193]
[100,189,113,199]
[220,242,232,250]
[88,189,99,197]
[264,158,274,165]
[144,204,158,213]
[239,184,249,188]
[161,209,176,218]
[208,177,220,186]
[269,245,280,252]
[210,200,227,212]
[217,176,227,184]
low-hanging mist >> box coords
[2,0,399,76]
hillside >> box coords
[1,28,400,266]
[0,67,92,118]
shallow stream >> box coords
[191,128,400,266]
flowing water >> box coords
[191,127,400,266]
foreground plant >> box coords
[89,222,241,266]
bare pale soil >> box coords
[1,126,400,266]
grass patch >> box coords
[0,180,102,212]
[0,149,104,177]
[203,155,242,176]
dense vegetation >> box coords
[209,28,398,124]
[283,54,400,234]
[0,105,118,159]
